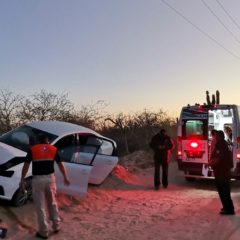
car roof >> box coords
[26,121,100,137]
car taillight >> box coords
[177,136,182,158]
[237,137,240,144]
[237,154,240,160]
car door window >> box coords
[98,139,114,155]
[55,134,77,163]
[84,136,102,153]
[73,135,101,165]
[55,134,102,165]
[87,137,118,184]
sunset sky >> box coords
[1,0,240,117]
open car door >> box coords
[83,135,119,185]
[54,142,100,198]
[55,162,92,198]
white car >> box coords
[0,121,118,206]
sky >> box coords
[1,0,240,117]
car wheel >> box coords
[11,178,32,207]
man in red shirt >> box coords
[20,135,70,239]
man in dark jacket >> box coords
[149,129,174,190]
[208,130,235,215]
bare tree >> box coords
[0,89,177,157]
[18,90,74,122]
[71,100,108,129]
[105,113,131,154]
[102,109,176,155]
[0,89,23,133]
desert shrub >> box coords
[100,109,177,156]
[0,89,177,157]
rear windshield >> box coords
[0,125,58,152]
[183,120,208,140]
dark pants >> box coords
[214,170,234,212]
[154,158,168,187]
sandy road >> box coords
[1,161,240,240]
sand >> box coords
[1,150,240,240]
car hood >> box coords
[0,142,26,164]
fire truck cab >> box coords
[177,104,240,180]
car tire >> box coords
[11,177,32,207]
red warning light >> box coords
[185,140,204,158]
[190,142,199,149]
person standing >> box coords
[149,129,174,190]
[208,130,235,215]
[209,129,217,160]
[224,125,233,148]
[20,135,70,239]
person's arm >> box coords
[169,137,175,150]
[19,162,30,190]
[57,162,70,185]
[208,147,220,167]
[164,136,174,150]
[55,150,70,185]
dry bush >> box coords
[68,100,108,129]
[0,89,23,133]
[99,109,177,156]
[0,89,177,158]
[17,89,74,123]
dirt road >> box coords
[1,160,240,240]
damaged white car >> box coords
[0,121,118,206]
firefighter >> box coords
[20,135,70,239]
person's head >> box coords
[224,126,232,134]
[216,130,225,141]
[224,126,232,139]
[160,129,166,136]
[38,135,49,144]
[211,129,217,137]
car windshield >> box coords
[0,125,58,152]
